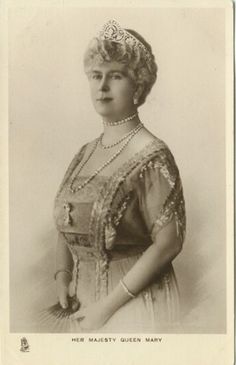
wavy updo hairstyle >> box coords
[84,29,158,107]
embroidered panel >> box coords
[63,232,91,247]
[152,177,186,243]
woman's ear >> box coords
[133,85,144,105]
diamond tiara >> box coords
[99,20,153,64]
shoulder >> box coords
[56,139,97,189]
[128,134,180,189]
[70,138,98,163]
[132,129,178,170]
[127,126,174,164]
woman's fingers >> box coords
[71,299,80,312]
[59,296,68,309]
[69,309,85,321]
[58,287,69,309]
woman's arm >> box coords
[55,235,74,308]
[104,219,182,314]
[56,234,74,274]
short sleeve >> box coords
[138,148,186,245]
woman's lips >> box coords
[97,97,113,102]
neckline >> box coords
[79,137,166,180]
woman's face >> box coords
[87,61,136,121]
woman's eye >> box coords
[91,74,102,80]
[111,74,122,80]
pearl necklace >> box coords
[100,122,142,149]
[69,123,143,193]
[103,112,138,126]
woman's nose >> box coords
[99,76,109,91]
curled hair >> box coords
[84,29,158,106]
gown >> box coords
[41,138,186,333]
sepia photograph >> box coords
[1,0,234,364]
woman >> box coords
[45,20,186,333]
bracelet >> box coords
[54,269,72,281]
[119,279,136,299]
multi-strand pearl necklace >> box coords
[69,122,143,193]
[100,122,142,149]
[103,112,138,127]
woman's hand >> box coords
[69,299,112,330]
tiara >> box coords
[99,20,153,63]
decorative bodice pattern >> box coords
[54,138,186,300]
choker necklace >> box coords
[103,112,138,126]
[69,123,143,193]
[100,122,142,149]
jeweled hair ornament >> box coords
[99,19,153,64]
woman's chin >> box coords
[93,105,115,118]
[93,105,135,121]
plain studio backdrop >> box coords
[9,6,226,333]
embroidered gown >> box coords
[45,138,185,333]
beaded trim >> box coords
[138,148,186,243]
[151,176,186,243]
[113,191,132,227]
[63,233,91,247]
[139,149,177,188]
